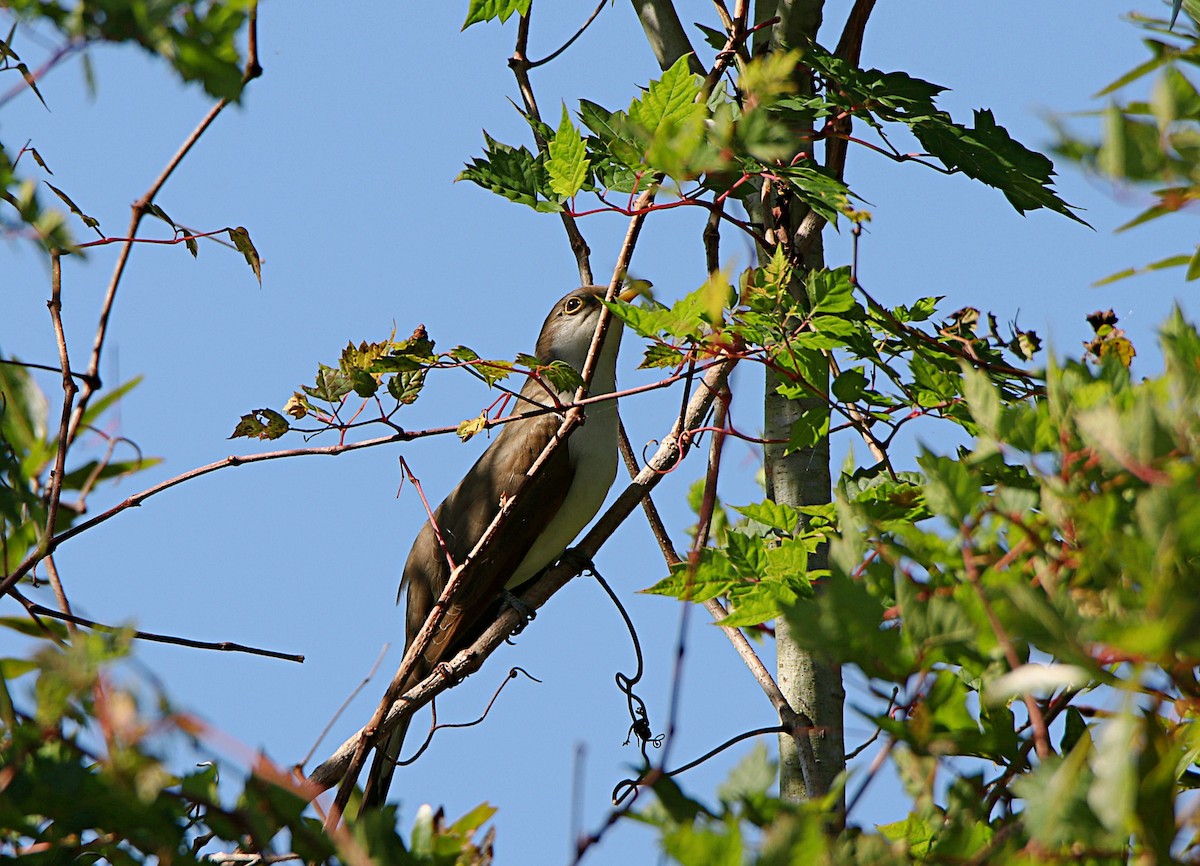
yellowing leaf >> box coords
[457,411,488,442]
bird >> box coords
[359,284,635,812]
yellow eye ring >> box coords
[564,297,584,314]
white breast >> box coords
[505,324,622,587]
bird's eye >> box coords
[564,297,585,315]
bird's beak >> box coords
[618,286,641,302]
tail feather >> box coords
[359,713,413,815]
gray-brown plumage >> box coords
[360,286,629,810]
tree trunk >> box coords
[762,0,847,807]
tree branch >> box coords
[307,357,737,790]
[629,0,704,72]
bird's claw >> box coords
[501,589,537,641]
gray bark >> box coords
[629,0,704,73]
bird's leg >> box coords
[500,589,538,640]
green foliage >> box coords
[5,0,251,99]
[632,309,1200,864]
[457,132,563,213]
[0,621,496,862]
[458,29,1078,230]
[237,319,605,442]
[1053,8,1200,281]
[461,0,529,30]
[547,104,591,198]
[1,363,158,572]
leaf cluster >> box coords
[233,324,588,443]
[1052,9,1200,281]
[459,32,1080,233]
[632,308,1200,865]
[4,0,251,99]
[0,621,496,863]
[1,363,158,574]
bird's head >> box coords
[533,285,639,375]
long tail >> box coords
[359,712,413,815]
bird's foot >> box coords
[558,547,597,577]
[500,589,537,640]
[435,661,464,687]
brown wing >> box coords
[399,405,572,685]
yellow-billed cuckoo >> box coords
[360,285,634,810]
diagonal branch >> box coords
[322,188,657,828]
[308,357,738,790]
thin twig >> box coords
[527,0,608,68]
[0,357,100,389]
[509,6,593,284]
[41,250,75,571]
[42,555,75,631]
[10,591,304,662]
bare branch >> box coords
[10,591,305,663]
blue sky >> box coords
[3,2,1196,863]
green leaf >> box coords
[719,579,803,627]
[639,342,684,369]
[831,367,867,403]
[628,55,704,133]
[387,369,426,405]
[730,500,800,534]
[302,364,355,403]
[546,104,590,198]
[785,404,830,454]
[917,452,982,523]
[914,109,1087,224]
[44,182,100,231]
[458,132,562,212]
[806,267,856,315]
[644,549,739,601]
[227,226,262,285]
[229,408,288,441]
[784,571,912,679]
[0,616,69,641]
[462,0,530,29]
[539,359,585,393]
